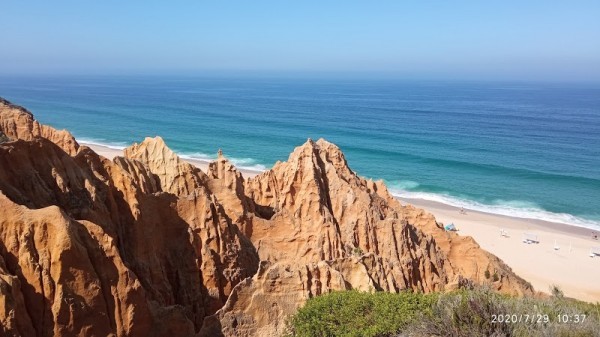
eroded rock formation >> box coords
[0,98,533,337]
[0,98,79,155]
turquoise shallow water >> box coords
[1,75,599,228]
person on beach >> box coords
[460,207,466,215]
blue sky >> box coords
[1,1,599,81]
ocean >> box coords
[1,75,599,229]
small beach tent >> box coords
[444,223,457,231]
[522,233,539,244]
[591,247,600,257]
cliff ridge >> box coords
[0,98,533,337]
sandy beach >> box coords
[85,142,600,303]
[399,197,600,302]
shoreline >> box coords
[84,141,600,302]
[398,197,600,302]
[398,197,596,240]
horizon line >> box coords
[1,71,599,85]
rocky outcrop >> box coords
[400,204,532,294]
[124,136,207,196]
[0,98,534,337]
[200,139,533,336]
[0,98,79,155]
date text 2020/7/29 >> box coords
[491,314,587,324]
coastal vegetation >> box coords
[0,130,8,143]
[287,287,600,337]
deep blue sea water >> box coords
[1,75,599,228]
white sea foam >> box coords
[233,163,268,172]
[179,152,216,162]
[389,180,420,190]
[179,153,268,173]
[78,138,127,150]
[388,187,600,230]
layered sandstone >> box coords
[0,98,534,337]
[124,136,207,196]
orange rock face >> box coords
[0,98,533,337]
[0,98,79,155]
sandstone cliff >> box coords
[0,98,79,155]
[0,98,534,337]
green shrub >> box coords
[352,247,364,256]
[407,287,600,337]
[484,270,491,279]
[550,284,564,299]
[287,287,600,337]
[287,290,437,337]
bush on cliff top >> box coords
[287,290,437,337]
[287,288,600,337]
[408,287,600,337]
